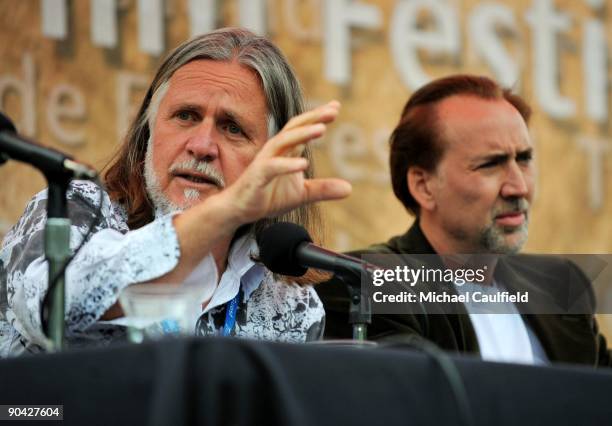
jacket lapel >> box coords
[383,221,480,354]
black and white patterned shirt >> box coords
[0,181,324,357]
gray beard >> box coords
[144,137,186,218]
[479,221,529,254]
[143,136,226,218]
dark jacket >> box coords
[316,221,611,367]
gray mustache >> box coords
[169,159,226,188]
[494,198,530,216]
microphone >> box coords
[0,112,97,180]
[257,222,378,278]
[259,222,375,338]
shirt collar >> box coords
[226,233,264,302]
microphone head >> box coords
[257,222,312,277]
[0,112,17,134]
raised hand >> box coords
[219,100,352,226]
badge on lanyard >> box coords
[222,292,240,337]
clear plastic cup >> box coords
[118,283,201,343]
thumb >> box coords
[303,178,352,203]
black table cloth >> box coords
[1,337,611,426]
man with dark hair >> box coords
[318,74,610,366]
[0,28,351,356]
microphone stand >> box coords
[1,119,97,351]
[336,268,372,341]
[43,176,72,351]
[1,153,71,350]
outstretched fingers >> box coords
[283,100,341,132]
[255,100,341,161]
[259,157,309,181]
[303,178,352,203]
[263,123,326,157]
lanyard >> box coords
[222,292,241,337]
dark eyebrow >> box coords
[475,153,510,165]
[516,147,533,160]
[473,147,533,168]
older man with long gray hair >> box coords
[0,28,351,356]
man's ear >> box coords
[407,167,437,212]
